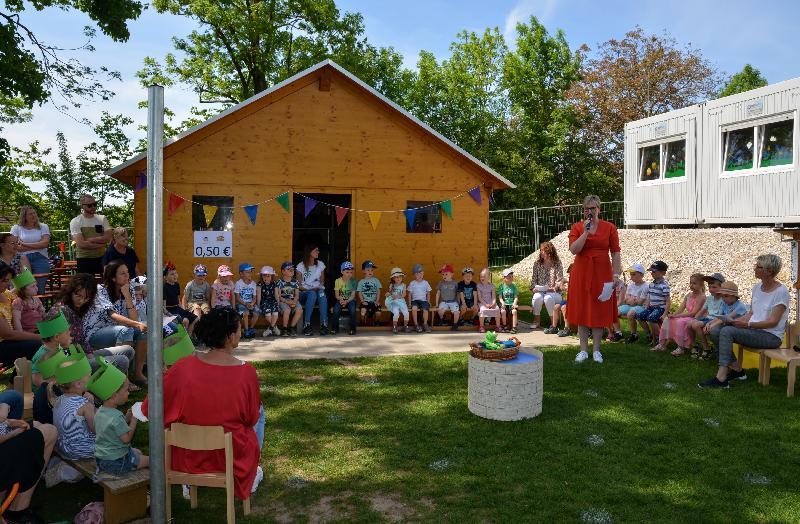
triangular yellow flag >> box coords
[367,211,382,232]
[203,205,217,227]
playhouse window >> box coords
[192,196,234,231]
[638,145,660,181]
[723,128,755,171]
[664,140,686,179]
[759,119,793,167]
[406,201,442,233]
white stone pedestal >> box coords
[468,349,543,421]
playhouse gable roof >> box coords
[107,60,515,189]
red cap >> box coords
[439,264,454,274]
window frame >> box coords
[191,195,235,232]
[636,134,689,187]
[405,201,442,234]
[719,111,796,179]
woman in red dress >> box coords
[142,307,263,500]
[567,195,622,363]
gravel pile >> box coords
[509,227,796,318]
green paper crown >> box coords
[12,269,35,290]
[36,346,70,380]
[54,344,91,385]
[86,356,127,400]
[37,311,70,339]
[164,324,195,366]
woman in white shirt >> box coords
[295,245,328,336]
[10,206,50,294]
[700,254,790,388]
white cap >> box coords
[501,268,514,277]
[260,266,275,275]
[626,263,646,274]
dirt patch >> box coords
[368,493,413,522]
[302,375,325,383]
[334,358,361,368]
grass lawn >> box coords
[23,339,800,523]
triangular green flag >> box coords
[276,192,290,213]
[440,199,453,219]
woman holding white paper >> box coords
[567,195,622,364]
[529,241,564,332]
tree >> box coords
[570,27,722,181]
[140,0,410,105]
[718,64,768,98]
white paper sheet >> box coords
[131,401,148,422]
[597,282,614,302]
[532,285,549,293]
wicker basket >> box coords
[469,337,521,361]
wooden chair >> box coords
[737,322,794,384]
[165,423,251,524]
[12,358,33,420]
[760,322,800,397]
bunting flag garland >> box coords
[244,204,259,225]
[168,194,184,215]
[335,207,348,226]
[134,173,147,193]
[403,208,417,229]
[276,192,291,213]
[304,197,317,218]
[367,211,382,232]
[468,186,482,206]
[440,199,453,219]
[202,205,217,227]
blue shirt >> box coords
[719,299,748,318]
[647,278,670,307]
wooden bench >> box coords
[737,322,794,381]
[759,322,800,396]
[57,452,149,524]
[12,358,33,420]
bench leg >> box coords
[104,485,147,524]
[763,356,772,386]
[788,362,797,399]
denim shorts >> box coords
[438,301,460,313]
[636,305,665,323]
[410,300,430,310]
[699,316,713,325]
[278,302,300,314]
[618,304,646,316]
[236,303,260,317]
[96,447,139,475]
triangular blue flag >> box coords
[404,208,417,230]
[244,204,258,225]
[304,197,317,218]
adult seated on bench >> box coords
[529,241,564,333]
[699,254,790,389]
[141,307,265,501]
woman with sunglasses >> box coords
[69,194,112,276]
[567,195,622,364]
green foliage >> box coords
[718,64,768,98]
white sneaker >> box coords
[262,328,272,337]
[251,465,264,493]
[593,351,604,363]
[575,350,589,363]
[530,322,539,330]
[272,326,281,336]
[182,484,191,499]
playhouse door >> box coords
[292,193,352,302]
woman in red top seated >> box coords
[143,307,264,499]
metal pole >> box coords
[146,85,166,524]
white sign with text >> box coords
[193,231,232,258]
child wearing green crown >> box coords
[31,311,71,424]
[89,357,149,474]
[53,348,97,460]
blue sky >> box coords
[8,0,800,163]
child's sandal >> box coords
[690,347,700,359]
[650,344,666,352]
[671,347,685,357]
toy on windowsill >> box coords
[469,331,521,361]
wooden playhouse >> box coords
[107,60,514,293]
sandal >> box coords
[671,347,685,357]
[650,344,667,352]
[700,349,713,361]
[690,347,700,359]
[479,327,486,333]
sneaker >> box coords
[251,465,264,493]
[543,326,558,334]
[290,327,298,337]
[248,328,257,338]
[644,333,653,344]
[281,327,290,337]
[451,323,458,331]
[530,322,539,330]
[698,377,729,389]
[262,328,272,337]
[272,325,281,336]
[348,329,356,335]
[319,325,329,336]
[424,325,432,333]
[575,350,589,363]
[609,331,624,342]
[626,333,639,344]
[479,327,486,333]
[509,327,517,334]
[330,328,339,335]
[303,324,313,336]
[727,368,747,381]
[392,326,398,334]
[416,325,423,333]
[557,328,571,337]
[182,484,191,499]
[593,351,604,363]
[404,325,410,333]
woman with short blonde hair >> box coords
[101,226,141,278]
[10,206,49,293]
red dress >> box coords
[142,355,261,499]
[566,220,621,328]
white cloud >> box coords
[504,0,560,42]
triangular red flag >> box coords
[168,193,184,215]
[335,207,348,226]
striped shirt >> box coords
[53,395,96,460]
[647,278,670,307]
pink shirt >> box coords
[12,296,45,333]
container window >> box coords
[192,196,234,231]
[664,140,686,178]
[639,145,660,181]
[406,201,442,233]
[723,128,755,171]
[759,119,793,168]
